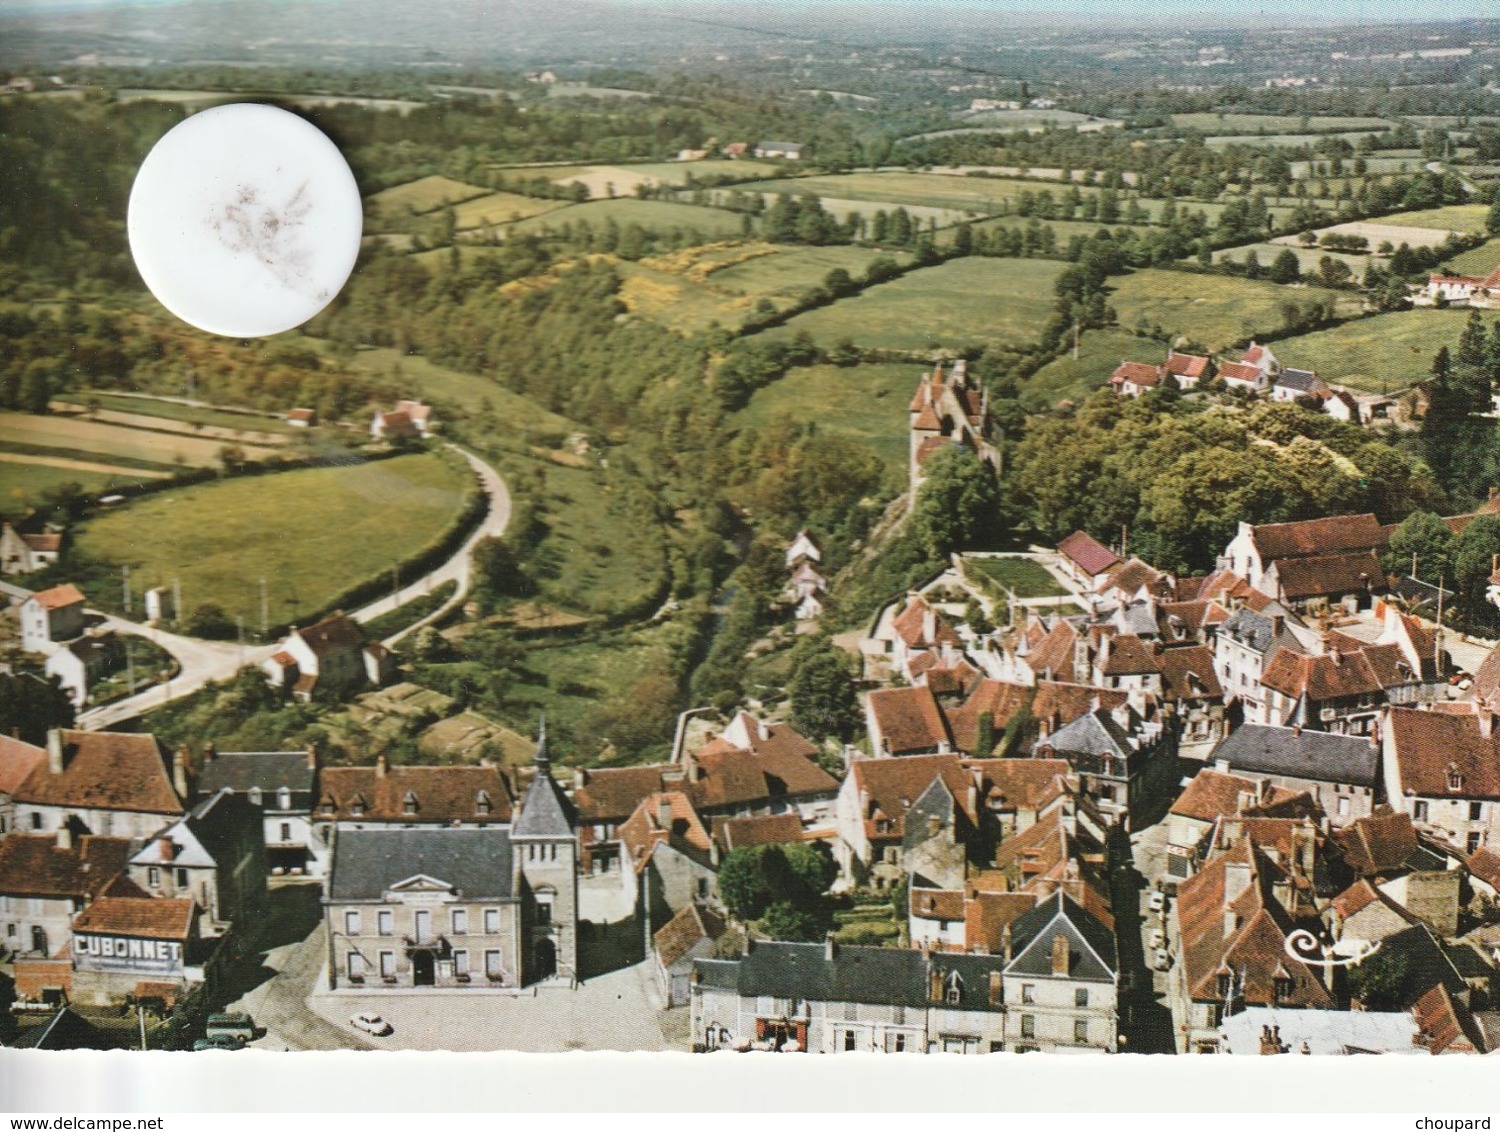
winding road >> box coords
[11,443,509,731]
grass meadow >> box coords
[365,175,491,226]
[1270,309,1499,393]
[0,412,280,469]
[506,198,749,238]
[734,361,922,478]
[761,257,1067,352]
[1026,328,1165,406]
[71,451,472,625]
[1106,270,1363,353]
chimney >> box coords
[158,836,176,862]
[825,932,837,962]
[1214,757,1230,774]
[1291,724,1302,739]
[988,969,1002,1006]
[376,755,388,778]
[927,815,942,838]
[1224,855,1253,905]
[657,797,674,831]
[1259,1025,1283,1055]
[55,826,72,851]
[46,729,63,775]
[1051,933,1070,976]
[928,964,943,1003]
[573,767,587,791]
[202,742,216,762]
[1481,713,1495,741]
[1224,907,1240,938]
[1002,922,1014,963]
[172,745,190,798]
[306,743,318,771]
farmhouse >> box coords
[43,632,125,708]
[1056,531,1121,588]
[263,614,394,701]
[13,729,184,841]
[19,584,87,654]
[753,141,804,159]
[1222,512,1387,599]
[370,400,435,440]
[286,407,316,428]
[0,522,61,575]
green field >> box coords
[963,555,1071,598]
[1367,204,1492,234]
[1204,131,1389,151]
[450,191,568,230]
[763,257,1067,352]
[1443,239,1500,276]
[0,412,280,468]
[604,159,785,184]
[1269,308,1500,393]
[72,451,472,626]
[506,198,749,238]
[1107,270,1364,353]
[0,464,133,517]
[365,176,492,225]
[734,361,922,476]
[617,243,912,334]
[1171,113,1394,133]
[1027,328,1165,405]
[1212,242,1370,275]
[76,393,294,435]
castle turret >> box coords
[511,718,578,986]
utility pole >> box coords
[125,640,136,695]
[122,565,131,615]
[259,576,269,634]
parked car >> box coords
[1147,891,1166,914]
[350,1012,393,1037]
[206,1012,255,1043]
[192,1033,245,1051]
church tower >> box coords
[512,719,579,986]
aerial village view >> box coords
[7,0,1500,1068]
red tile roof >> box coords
[713,812,804,853]
[1218,362,1262,384]
[1164,353,1211,378]
[969,757,1073,815]
[1413,982,1479,1054]
[0,735,45,795]
[1057,531,1120,578]
[619,791,713,873]
[0,834,133,900]
[72,896,195,941]
[315,764,514,823]
[1386,707,1500,801]
[654,901,726,968]
[1269,549,1383,600]
[1110,361,1162,388]
[1032,681,1128,732]
[891,595,963,651]
[867,685,951,755]
[1176,841,1332,1010]
[573,764,676,822]
[294,614,366,660]
[1161,645,1223,701]
[1100,634,1160,677]
[21,532,60,552]
[1467,846,1500,890]
[1027,622,1080,682]
[17,731,181,815]
[946,680,1033,753]
[1170,770,1265,824]
[850,754,966,844]
[30,584,85,612]
[910,886,965,921]
[964,890,1036,953]
[1250,514,1386,561]
[1260,641,1413,702]
[1334,810,1419,876]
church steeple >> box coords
[513,717,574,838]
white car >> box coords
[350,1012,392,1037]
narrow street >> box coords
[1110,823,1178,1054]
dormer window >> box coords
[945,971,963,1006]
[277,787,291,811]
[1273,972,1294,1003]
[1216,971,1232,998]
[350,795,366,818]
[476,790,492,816]
[1448,764,1465,793]
[248,787,262,806]
[402,791,419,816]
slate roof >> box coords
[195,750,316,800]
[1037,708,1134,760]
[512,735,575,838]
[328,827,515,901]
[1004,890,1117,981]
[1057,531,1120,578]
[17,731,182,815]
[1385,707,1500,800]
[1211,724,1378,787]
[0,834,133,900]
[693,940,1007,1011]
[1276,368,1328,396]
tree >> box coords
[787,638,861,743]
[1452,514,1500,623]
[908,445,1002,559]
[0,672,74,745]
[1381,510,1454,582]
[718,843,835,927]
[1268,248,1301,284]
[1348,948,1410,1011]
[185,603,236,639]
